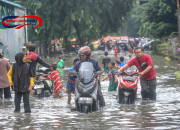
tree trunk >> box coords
[64,35,69,52]
[73,21,85,47]
[48,42,51,57]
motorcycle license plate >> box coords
[123,92,130,97]
[34,84,44,89]
[78,97,93,104]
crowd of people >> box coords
[0,43,156,113]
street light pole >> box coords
[177,0,180,42]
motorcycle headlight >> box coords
[130,79,138,87]
[120,77,126,85]
[123,91,130,96]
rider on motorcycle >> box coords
[74,46,105,107]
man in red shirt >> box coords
[117,47,156,100]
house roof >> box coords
[0,0,26,10]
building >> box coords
[0,0,27,62]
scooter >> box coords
[33,65,53,98]
[69,62,103,113]
[117,70,139,104]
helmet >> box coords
[78,46,91,59]
[28,44,36,52]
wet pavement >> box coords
[1,50,180,129]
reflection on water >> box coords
[0,51,180,129]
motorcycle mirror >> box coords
[69,70,77,76]
[95,70,103,76]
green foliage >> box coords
[10,0,134,47]
[136,0,177,38]
[127,0,142,37]
[157,42,169,54]
[175,71,180,78]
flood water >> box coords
[1,50,180,129]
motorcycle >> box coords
[33,65,53,98]
[69,62,103,113]
[117,69,139,104]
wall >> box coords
[169,37,179,56]
[0,7,26,61]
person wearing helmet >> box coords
[26,44,50,95]
[74,46,105,107]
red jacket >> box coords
[46,70,63,94]
[26,52,50,77]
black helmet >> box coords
[78,46,91,59]
[28,44,36,52]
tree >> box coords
[127,0,143,37]
[10,0,134,47]
[136,0,177,38]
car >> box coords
[142,40,154,51]
[119,39,129,48]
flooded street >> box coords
[1,50,180,129]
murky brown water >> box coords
[1,50,180,129]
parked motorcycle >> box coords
[33,65,53,98]
[69,62,103,113]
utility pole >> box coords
[177,0,180,42]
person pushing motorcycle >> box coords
[74,46,105,107]
[26,44,50,95]
[117,47,156,100]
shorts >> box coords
[66,88,75,94]
[104,65,109,74]
[108,81,118,91]
[53,90,63,98]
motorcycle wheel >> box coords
[123,96,129,104]
[38,94,42,98]
[83,106,89,113]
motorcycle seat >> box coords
[35,80,43,83]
